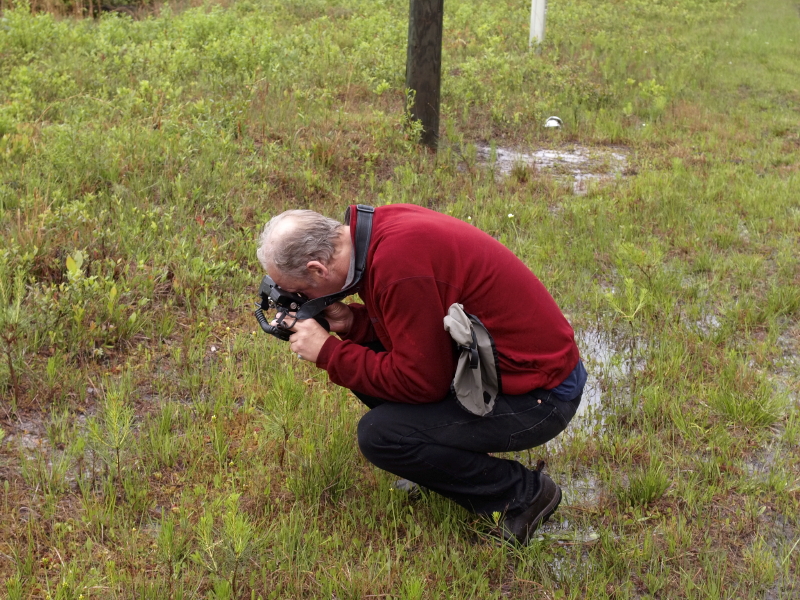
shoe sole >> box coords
[392,479,429,500]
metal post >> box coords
[529,0,547,48]
[406,0,444,150]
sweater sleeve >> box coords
[316,277,456,403]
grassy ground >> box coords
[1,0,798,598]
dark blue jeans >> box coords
[354,384,581,515]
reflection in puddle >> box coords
[560,471,603,508]
[476,144,629,194]
[536,519,600,544]
[572,328,625,431]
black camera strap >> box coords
[295,204,374,319]
[345,204,374,285]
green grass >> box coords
[1,0,799,598]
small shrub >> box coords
[614,457,670,508]
[710,354,788,427]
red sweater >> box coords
[316,204,579,403]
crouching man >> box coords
[255,203,586,544]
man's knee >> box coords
[357,408,386,464]
[357,406,412,467]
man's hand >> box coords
[287,318,331,363]
[322,302,353,335]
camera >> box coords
[253,275,330,341]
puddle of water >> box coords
[561,471,603,508]
[524,327,626,474]
[476,143,629,194]
[535,520,600,544]
[575,330,614,421]
[693,313,722,335]
[565,328,628,433]
[530,329,626,512]
[744,456,775,478]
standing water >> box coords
[476,143,629,194]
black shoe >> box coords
[500,461,562,545]
[392,479,427,500]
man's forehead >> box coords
[264,260,284,278]
[266,262,304,285]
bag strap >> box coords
[459,329,479,369]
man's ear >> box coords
[306,261,329,280]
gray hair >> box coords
[256,210,343,279]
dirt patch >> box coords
[5,419,49,452]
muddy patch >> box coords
[774,326,800,382]
[476,143,629,194]
[5,419,50,451]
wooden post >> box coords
[406,0,444,150]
